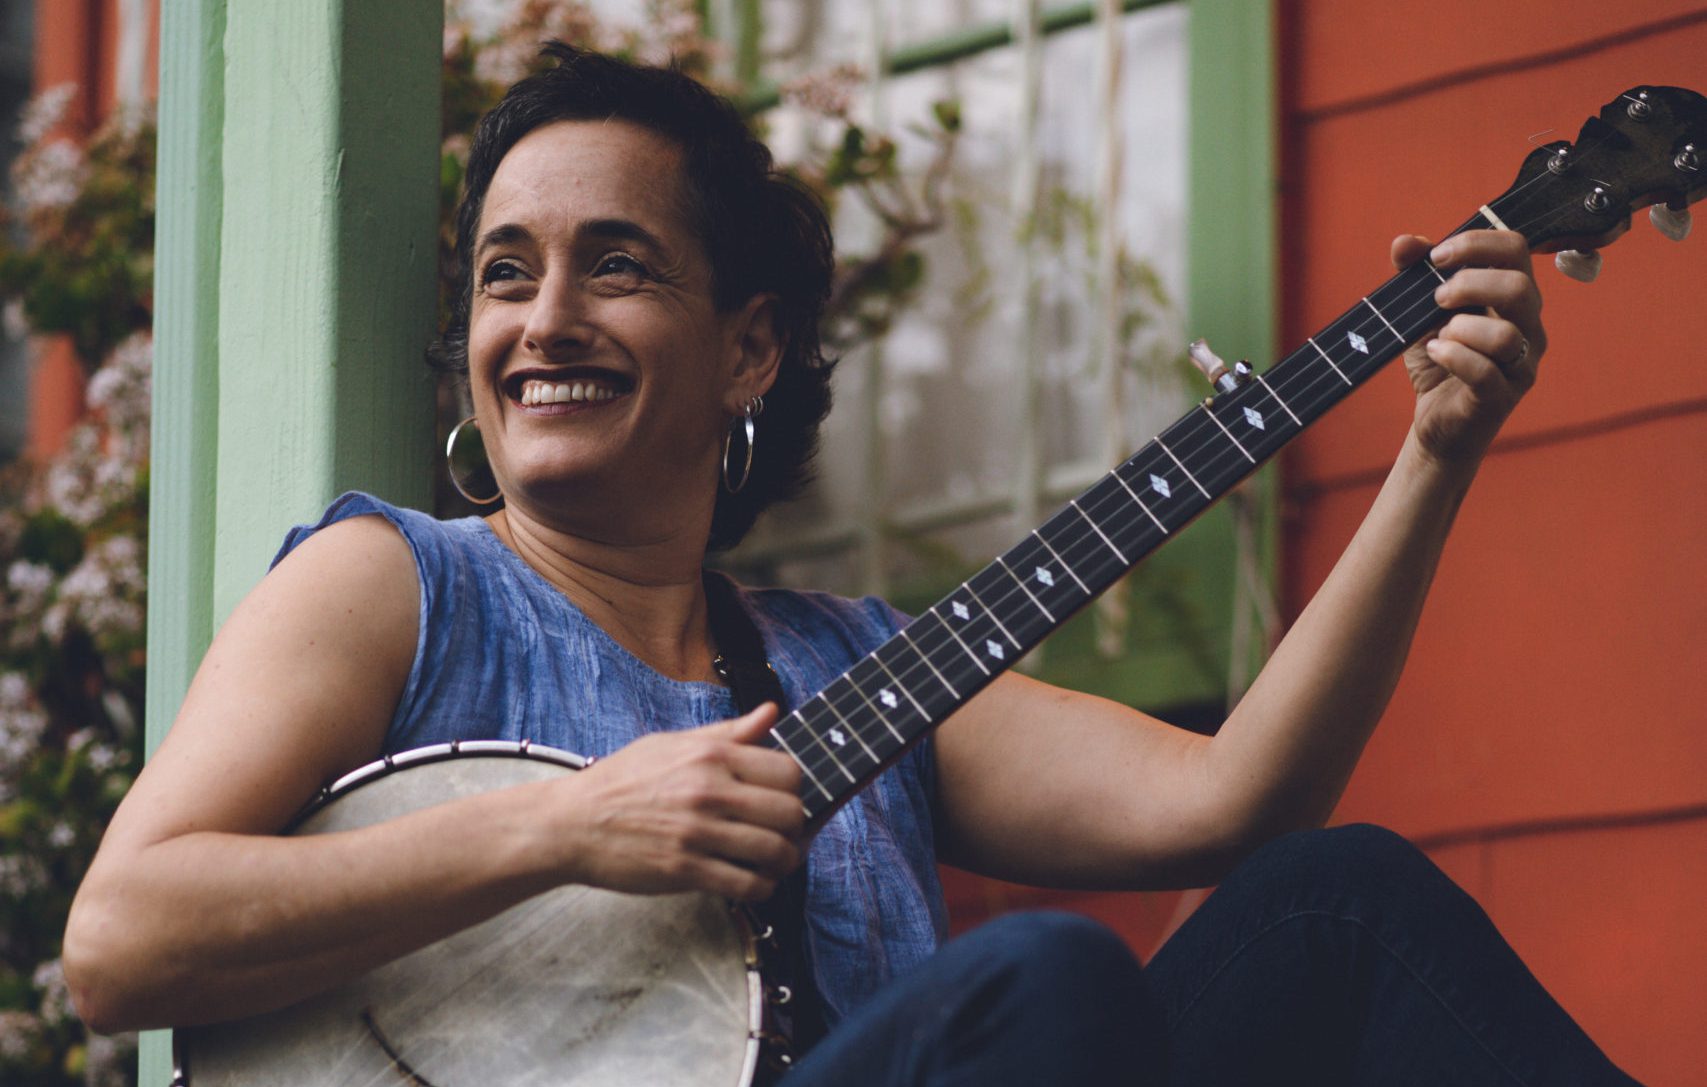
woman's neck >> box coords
[486,501,719,683]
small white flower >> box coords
[781,63,866,119]
[84,1031,139,1087]
[87,334,152,435]
[33,959,76,1026]
[2,298,27,341]
[0,854,49,897]
[17,83,76,145]
[41,600,69,642]
[0,672,47,763]
[12,138,86,213]
[87,742,121,772]
[0,1009,40,1061]
[443,20,470,58]
[6,560,53,600]
[0,701,49,762]
[0,671,31,707]
[102,688,137,737]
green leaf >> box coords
[18,511,83,574]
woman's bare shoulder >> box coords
[110,514,421,847]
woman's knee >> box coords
[1204,823,1481,939]
[1242,823,1434,888]
[946,912,1162,1073]
[962,911,1147,1007]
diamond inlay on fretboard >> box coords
[879,689,899,709]
[986,639,1005,660]
[1244,406,1265,430]
[1347,330,1369,354]
[828,728,847,747]
[1034,566,1054,587]
[951,601,970,621]
[1150,473,1171,498]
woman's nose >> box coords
[520,275,593,359]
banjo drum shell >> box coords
[177,744,764,1087]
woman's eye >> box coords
[480,259,525,287]
[594,253,647,278]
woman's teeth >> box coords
[519,380,623,406]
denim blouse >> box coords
[274,492,948,1025]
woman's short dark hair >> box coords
[431,42,836,552]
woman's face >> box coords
[466,119,755,531]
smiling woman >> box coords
[429,45,837,552]
[464,121,768,548]
[62,40,1648,1087]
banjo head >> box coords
[179,746,763,1087]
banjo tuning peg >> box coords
[1650,204,1692,242]
[1554,248,1603,283]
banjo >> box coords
[176,85,1705,1086]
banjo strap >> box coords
[702,571,828,1065]
[704,570,790,715]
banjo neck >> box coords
[770,79,1707,827]
[766,222,1472,826]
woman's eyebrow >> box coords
[474,218,674,260]
[580,218,670,254]
[473,222,532,260]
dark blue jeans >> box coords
[787,824,1643,1086]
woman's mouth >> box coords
[508,371,634,413]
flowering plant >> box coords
[0,89,154,371]
[0,86,153,1087]
[0,340,148,1087]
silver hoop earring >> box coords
[446,416,502,505]
[721,395,763,494]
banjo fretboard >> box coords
[767,210,1493,824]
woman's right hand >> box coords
[548,704,806,902]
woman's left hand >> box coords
[1393,230,1547,470]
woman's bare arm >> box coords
[933,231,1545,889]
[64,516,804,1031]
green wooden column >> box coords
[1186,0,1277,698]
[146,3,441,1082]
[142,0,227,1080]
[1186,0,1274,365]
[212,0,441,622]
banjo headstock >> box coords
[1485,85,1706,272]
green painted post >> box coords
[145,3,440,1082]
[213,0,440,624]
[1186,0,1278,695]
[142,2,227,1081]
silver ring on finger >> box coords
[1507,336,1530,369]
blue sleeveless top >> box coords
[274,492,948,1024]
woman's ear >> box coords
[723,293,783,409]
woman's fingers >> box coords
[1421,338,1521,407]
[1390,233,1433,270]
[1391,230,1547,371]
[691,770,806,836]
[549,705,812,898]
[719,701,780,744]
[1436,313,1535,378]
[686,819,802,879]
[1429,228,1534,274]
[1387,230,1550,466]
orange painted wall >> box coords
[23,0,157,458]
[1277,3,1707,1083]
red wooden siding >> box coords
[1279,3,1707,1082]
